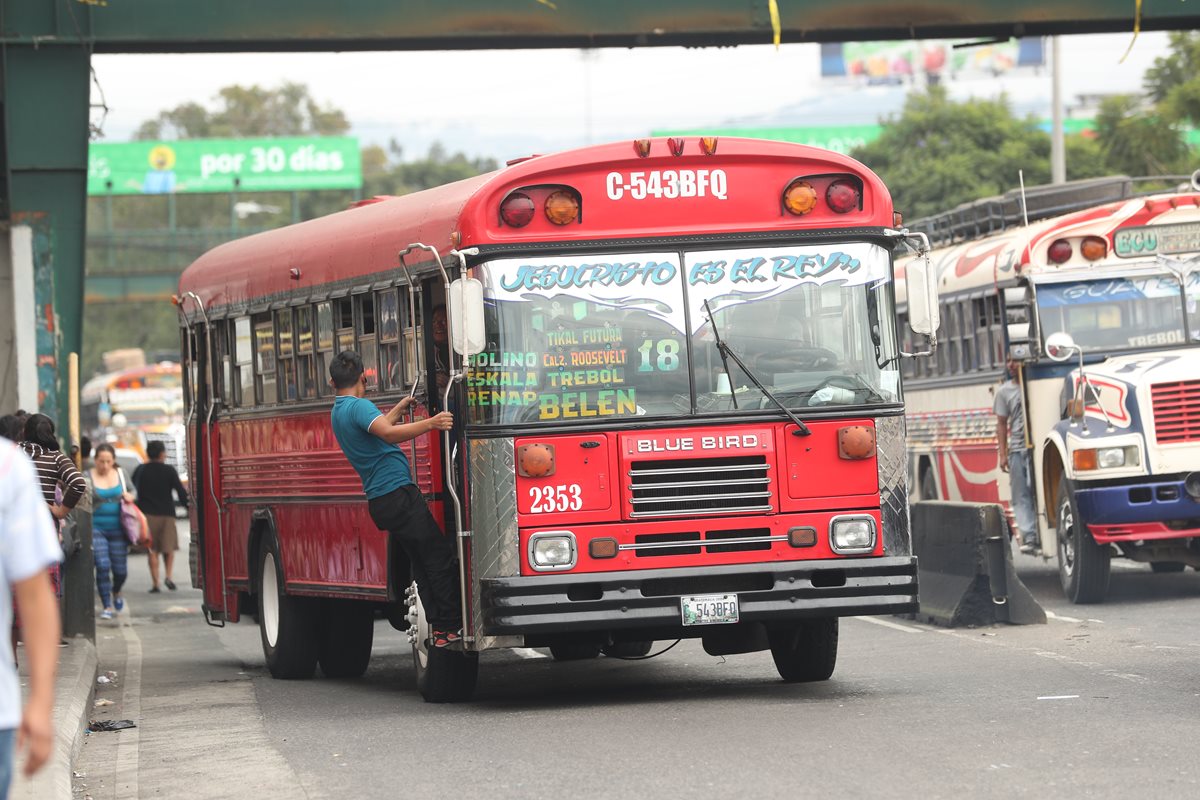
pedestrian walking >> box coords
[18,414,87,597]
[0,437,62,792]
[328,350,462,647]
[88,444,135,620]
[132,440,188,592]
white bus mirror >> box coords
[1045,331,1078,362]
[905,252,940,338]
[448,278,486,357]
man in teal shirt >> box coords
[329,351,460,646]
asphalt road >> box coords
[75,527,1200,799]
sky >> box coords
[90,31,1173,163]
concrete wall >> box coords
[0,225,38,416]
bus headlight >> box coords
[529,531,577,571]
[1073,447,1139,471]
[829,516,876,555]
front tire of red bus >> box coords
[1056,478,1111,604]
[407,580,478,703]
[258,536,319,679]
[767,617,838,682]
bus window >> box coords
[355,293,378,391]
[335,298,354,353]
[403,288,423,387]
[234,317,254,407]
[316,301,334,397]
[254,314,278,405]
[296,306,315,399]
[277,309,297,402]
[378,289,403,391]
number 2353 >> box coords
[528,484,583,513]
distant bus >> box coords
[81,363,187,486]
[898,174,1200,603]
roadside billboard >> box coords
[87,136,362,195]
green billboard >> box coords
[87,136,362,195]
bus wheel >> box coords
[406,581,478,703]
[549,643,602,661]
[602,640,654,658]
[767,617,838,683]
[317,600,374,679]
[919,465,938,501]
[1150,561,1186,573]
[258,536,319,679]
[1056,478,1111,604]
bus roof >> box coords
[896,183,1200,303]
[179,137,892,312]
[82,363,182,401]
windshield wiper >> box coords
[704,300,811,437]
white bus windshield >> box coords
[1035,274,1190,353]
[467,243,900,426]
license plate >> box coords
[680,594,739,626]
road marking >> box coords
[116,621,143,800]
[852,616,924,634]
[1045,611,1082,623]
[513,647,549,660]
[1037,695,1080,700]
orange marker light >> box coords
[838,425,876,460]
[518,443,556,477]
[668,137,685,156]
[783,180,818,215]
[544,190,580,226]
[589,538,618,559]
[700,137,718,155]
[788,527,818,547]
[1073,449,1098,471]
[1080,236,1107,261]
[633,139,651,158]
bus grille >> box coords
[1151,380,1200,443]
[627,456,772,519]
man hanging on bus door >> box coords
[328,351,461,646]
[996,358,1039,555]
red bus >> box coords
[178,137,938,701]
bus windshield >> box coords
[468,242,900,426]
[1035,273,1190,353]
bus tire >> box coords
[602,640,654,658]
[919,464,938,501]
[1150,561,1186,573]
[408,581,478,703]
[768,617,838,683]
[258,535,319,680]
[549,643,603,661]
[317,599,374,679]
[1056,478,1110,604]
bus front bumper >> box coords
[479,556,917,636]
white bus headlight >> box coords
[1097,447,1126,469]
[529,532,577,571]
[830,516,876,554]
[1073,446,1139,471]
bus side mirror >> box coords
[904,246,940,349]
[447,278,485,357]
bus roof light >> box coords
[700,137,718,155]
[1080,236,1107,261]
[668,137,685,156]
[545,190,581,226]
[634,139,651,158]
[1048,239,1073,264]
[500,192,536,228]
[826,179,862,214]
[783,180,818,216]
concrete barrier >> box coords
[911,501,1046,627]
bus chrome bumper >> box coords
[479,556,918,636]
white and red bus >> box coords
[178,138,938,701]
[898,173,1200,603]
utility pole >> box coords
[1050,36,1066,184]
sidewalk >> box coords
[12,635,98,800]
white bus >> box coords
[897,173,1200,603]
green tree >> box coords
[1144,32,1200,127]
[1093,94,1191,177]
[133,82,349,140]
[851,87,1105,220]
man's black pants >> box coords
[367,484,462,629]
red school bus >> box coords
[177,137,938,702]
